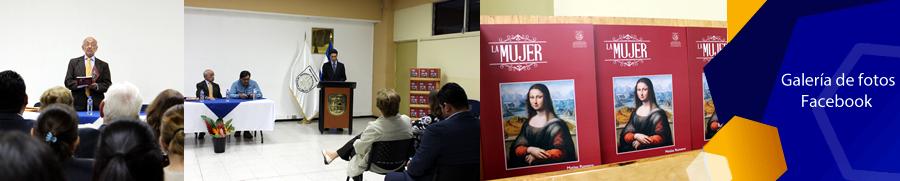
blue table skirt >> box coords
[185,98,266,119]
[75,111,146,124]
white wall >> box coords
[0,0,184,106]
[554,0,727,21]
[184,8,375,119]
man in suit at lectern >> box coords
[322,49,347,82]
[321,49,347,131]
[64,37,112,111]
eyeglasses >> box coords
[83,43,97,47]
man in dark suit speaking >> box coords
[64,37,112,111]
[322,49,347,82]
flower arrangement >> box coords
[202,115,235,138]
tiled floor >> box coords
[185,118,388,181]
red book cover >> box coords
[429,68,440,78]
[427,82,436,91]
[411,95,417,104]
[419,82,427,93]
[417,109,425,118]
[410,108,416,118]
[419,69,429,79]
[595,25,691,164]
[411,81,418,91]
[411,68,418,78]
[687,27,727,150]
[420,95,428,105]
[481,24,601,180]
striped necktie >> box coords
[85,58,92,96]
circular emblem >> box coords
[575,31,584,41]
[672,32,679,41]
[295,73,316,93]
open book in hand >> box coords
[76,76,94,87]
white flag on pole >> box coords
[290,42,320,123]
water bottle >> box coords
[200,91,205,102]
[86,96,93,115]
[252,87,258,100]
[226,89,231,102]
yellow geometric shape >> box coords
[705,116,787,181]
[687,151,733,181]
[727,0,767,43]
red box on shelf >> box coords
[419,95,428,105]
[418,82,427,92]
[411,68,419,78]
[410,95,417,104]
[410,81,418,91]
[427,82,436,91]
[419,69,429,79]
[429,69,440,78]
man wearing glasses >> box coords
[64,37,112,111]
[228,70,262,138]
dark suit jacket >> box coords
[74,126,102,158]
[64,56,112,111]
[394,111,480,181]
[196,81,223,98]
[62,158,93,181]
[0,113,35,133]
[322,61,347,81]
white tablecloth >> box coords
[184,99,277,133]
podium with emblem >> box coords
[317,81,356,134]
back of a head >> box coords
[160,105,184,157]
[437,82,469,110]
[40,86,74,110]
[375,88,400,116]
[146,89,184,138]
[33,104,80,160]
[0,70,26,113]
[93,119,164,181]
[0,131,66,181]
[103,82,142,123]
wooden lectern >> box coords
[317,81,356,135]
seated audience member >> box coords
[321,88,413,181]
[92,118,164,181]
[411,90,443,150]
[31,104,92,181]
[0,131,66,181]
[146,89,184,139]
[74,81,142,158]
[39,86,75,110]
[159,105,184,181]
[228,70,260,138]
[386,83,480,181]
[0,70,35,133]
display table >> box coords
[23,111,146,125]
[184,98,276,143]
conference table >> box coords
[23,111,147,125]
[184,98,276,143]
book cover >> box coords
[595,25,692,164]
[686,27,727,149]
[481,24,601,180]
[411,68,418,78]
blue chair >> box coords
[140,104,148,112]
[467,100,480,117]
[33,102,41,107]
